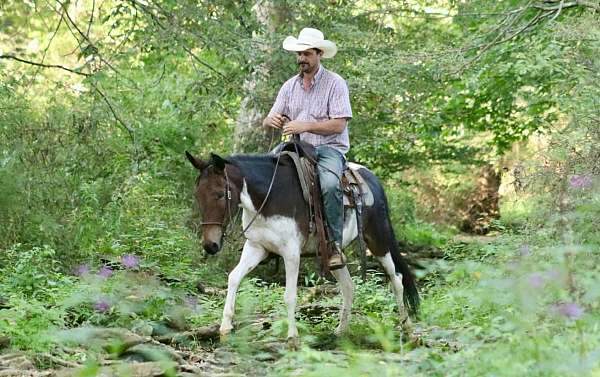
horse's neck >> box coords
[230,157,286,192]
[232,158,304,216]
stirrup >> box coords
[328,252,347,270]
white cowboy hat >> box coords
[282,28,337,59]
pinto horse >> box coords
[185,149,419,340]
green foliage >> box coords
[0,244,68,300]
[1,1,600,376]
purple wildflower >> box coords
[75,264,90,276]
[553,302,584,320]
[121,254,139,269]
[546,269,561,281]
[98,266,113,279]
[528,273,544,288]
[519,244,531,257]
[569,175,593,189]
[93,299,111,313]
[184,295,198,309]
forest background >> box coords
[0,0,599,376]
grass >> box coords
[5,226,598,375]
[1,165,600,376]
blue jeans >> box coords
[315,146,345,247]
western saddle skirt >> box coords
[277,142,374,274]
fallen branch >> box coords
[64,361,168,377]
[36,353,81,368]
[0,370,53,377]
[0,353,37,375]
[0,336,9,349]
[155,324,220,344]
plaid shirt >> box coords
[268,65,353,155]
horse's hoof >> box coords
[334,326,347,337]
[398,316,414,335]
[402,316,412,327]
[219,328,232,343]
[287,336,300,350]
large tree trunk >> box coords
[233,2,289,153]
[460,164,501,234]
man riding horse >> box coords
[186,27,419,340]
[262,27,351,271]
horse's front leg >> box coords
[220,240,268,338]
[282,248,300,341]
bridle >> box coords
[198,168,239,241]
[196,155,283,245]
[198,167,233,227]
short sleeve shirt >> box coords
[268,65,353,155]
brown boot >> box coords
[328,245,347,270]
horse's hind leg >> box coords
[364,225,411,325]
[376,253,411,327]
[331,266,354,336]
[221,240,268,338]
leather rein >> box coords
[197,152,284,244]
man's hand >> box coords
[283,121,308,136]
[264,113,288,129]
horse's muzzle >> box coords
[203,241,220,255]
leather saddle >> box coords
[277,141,374,210]
[277,141,374,274]
[278,140,374,274]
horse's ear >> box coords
[210,153,229,171]
[185,151,208,171]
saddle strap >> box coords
[351,184,368,281]
[311,170,334,276]
[280,151,315,234]
[279,150,331,274]
[279,151,311,204]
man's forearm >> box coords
[296,118,347,136]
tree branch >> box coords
[128,0,226,77]
[88,81,135,143]
[576,0,600,10]
[87,0,95,37]
[355,5,529,19]
[454,0,596,74]
[533,0,599,11]
[454,9,530,73]
[31,6,65,81]
[54,0,141,90]
[0,54,90,76]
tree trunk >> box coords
[460,164,501,234]
[233,2,289,153]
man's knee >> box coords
[319,170,340,194]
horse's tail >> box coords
[359,167,420,318]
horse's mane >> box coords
[228,154,278,175]
[228,154,276,167]
[227,154,292,194]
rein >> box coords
[198,153,284,245]
[199,168,234,227]
[199,168,241,242]
[241,151,284,235]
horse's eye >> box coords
[216,192,225,200]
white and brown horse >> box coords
[186,150,419,341]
